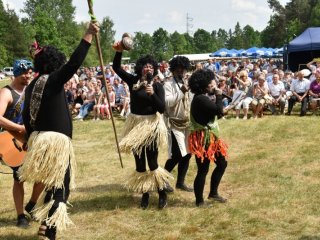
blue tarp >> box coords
[287,27,320,52]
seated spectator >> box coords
[74,82,96,120]
[252,76,269,119]
[217,76,230,109]
[287,71,310,116]
[100,84,115,120]
[234,70,252,120]
[113,79,126,112]
[268,74,286,115]
[309,69,320,114]
[120,81,130,117]
[93,84,103,120]
[64,82,74,113]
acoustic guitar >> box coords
[0,131,25,167]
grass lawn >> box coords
[0,78,320,239]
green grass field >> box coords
[0,78,320,240]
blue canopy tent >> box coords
[226,49,238,57]
[285,27,320,71]
[242,47,264,58]
[210,48,229,57]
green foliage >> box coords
[130,32,153,62]
[170,31,188,55]
[99,17,116,64]
[152,28,173,61]
[310,2,320,26]
[1,0,320,69]
[193,29,214,53]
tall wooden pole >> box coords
[87,0,123,168]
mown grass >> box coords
[1,78,320,239]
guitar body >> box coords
[0,131,25,167]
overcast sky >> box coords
[4,0,290,39]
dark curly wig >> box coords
[188,69,215,95]
[134,55,158,78]
[169,56,191,72]
[34,46,66,75]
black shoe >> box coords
[140,193,149,210]
[208,194,227,203]
[285,112,291,116]
[158,193,167,209]
[176,183,193,192]
[164,183,174,193]
[16,214,30,228]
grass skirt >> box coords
[18,131,76,230]
[120,113,167,156]
[125,167,173,193]
[19,131,76,189]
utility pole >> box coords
[186,13,193,35]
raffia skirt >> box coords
[19,131,76,230]
[120,113,173,193]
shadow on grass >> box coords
[75,183,124,193]
[0,217,15,228]
[299,236,320,240]
[72,183,195,212]
[0,236,36,240]
[72,183,137,212]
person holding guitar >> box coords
[0,59,44,228]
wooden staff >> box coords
[87,0,123,168]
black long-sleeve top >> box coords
[112,52,165,115]
[191,94,223,126]
[22,39,91,140]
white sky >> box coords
[4,0,290,39]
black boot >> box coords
[158,190,167,209]
[25,201,36,219]
[140,192,149,210]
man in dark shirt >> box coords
[20,22,99,240]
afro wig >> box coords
[34,46,66,75]
[169,56,191,72]
[134,55,158,78]
[188,69,215,95]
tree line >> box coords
[0,0,319,68]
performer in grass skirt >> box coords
[188,69,228,207]
[112,40,172,210]
[19,22,99,240]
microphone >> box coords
[146,73,153,84]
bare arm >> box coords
[0,88,24,133]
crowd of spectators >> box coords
[64,57,320,121]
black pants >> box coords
[164,131,191,185]
[288,93,308,115]
[194,154,227,205]
[43,166,71,239]
[134,145,159,172]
